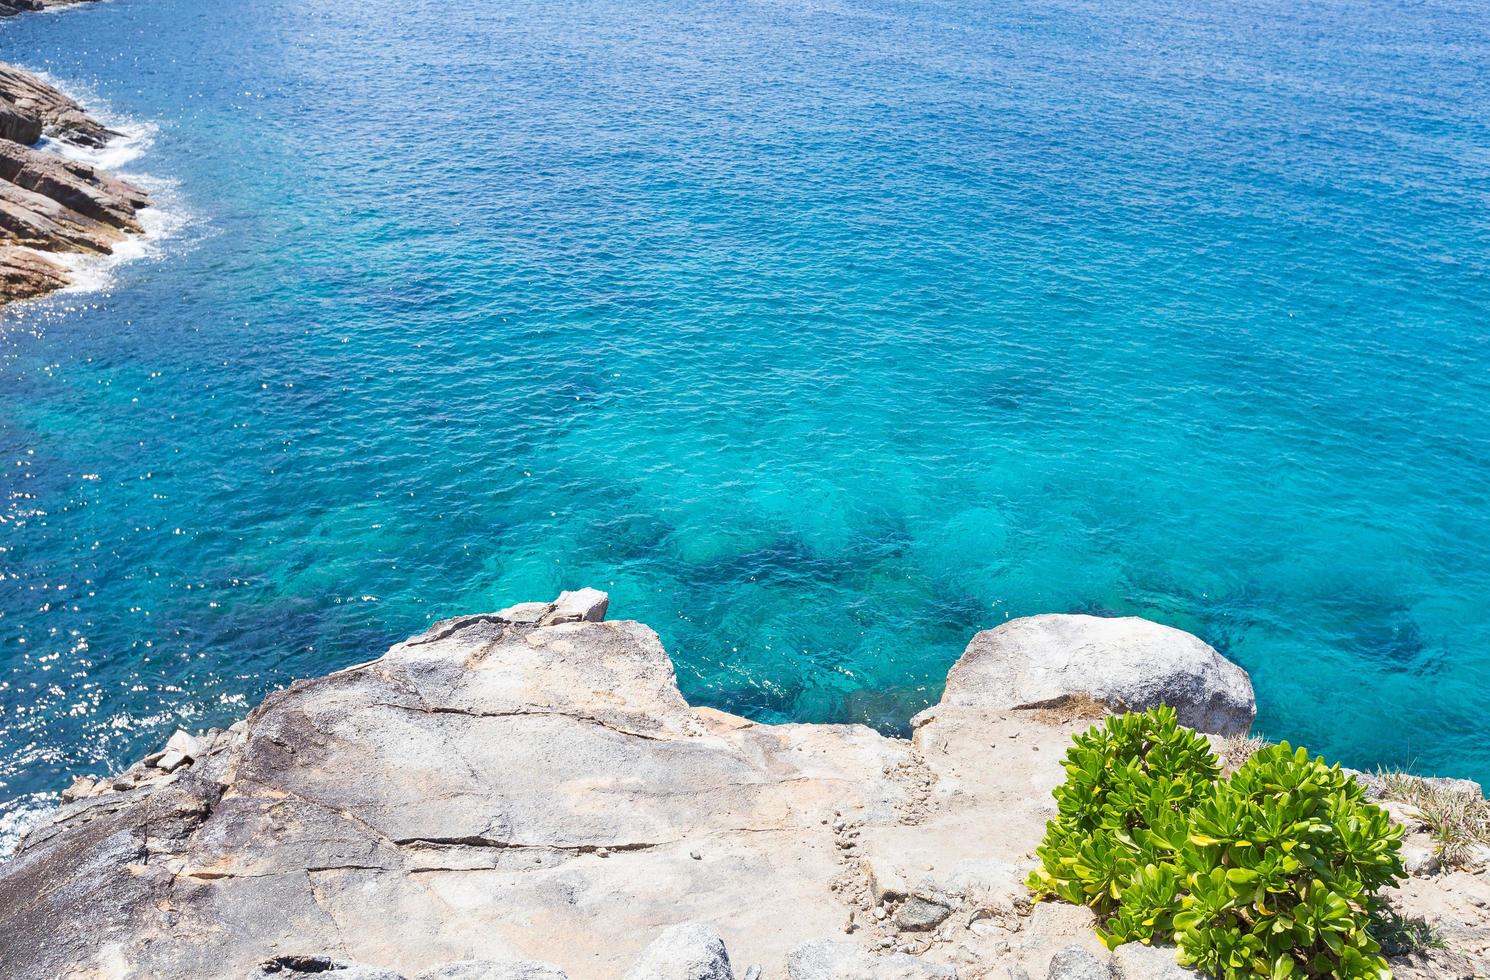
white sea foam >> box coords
[49,173,193,297]
[0,792,57,861]
[17,69,199,300]
[37,117,156,171]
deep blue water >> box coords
[2,0,1488,840]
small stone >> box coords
[155,730,204,772]
[1381,801,1424,831]
[1046,945,1110,980]
[596,848,610,858]
[690,850,702,861]
[894,896,951,931]
[61,776,96,802]
[1401,842,1440,876]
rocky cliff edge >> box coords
[1,590,1485,980]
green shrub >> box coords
[1027,708,1406,979]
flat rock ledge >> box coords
[2,594,1486,980]
[0,61,150,307]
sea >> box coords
[2,0,1488,850]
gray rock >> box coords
[941,615,1255,736]
[414,961,569,980]
[1401,841,1441,877]
[156,728,205,772]
[1109,943,1202,979]
[539,587,610,626]
[6,596,1477,980]
[894,896,952,930]
[786,939,957,979]
[1045,946,1110,980]
[0,591,921,978]
[621,922,733,980]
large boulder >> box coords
[940,615,1255,735]
[0,591,917,978]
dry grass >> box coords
[1020,693,1116,726]
[1376,769,1490,870]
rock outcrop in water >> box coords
[0,0,99,18]
[0,594,1486,979]
[0,61,149,306]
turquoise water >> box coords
[2,0,1488,837]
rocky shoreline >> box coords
[1,590,1485,979]
[0,60,150,306]
[0,0,99,20]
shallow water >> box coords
[2,0,1488,840]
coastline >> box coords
[0,0,99,18]
[0,3,1485,978]
[1,591,1484,979]
[0,58,153,307]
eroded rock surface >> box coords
[1,596,1483,980]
